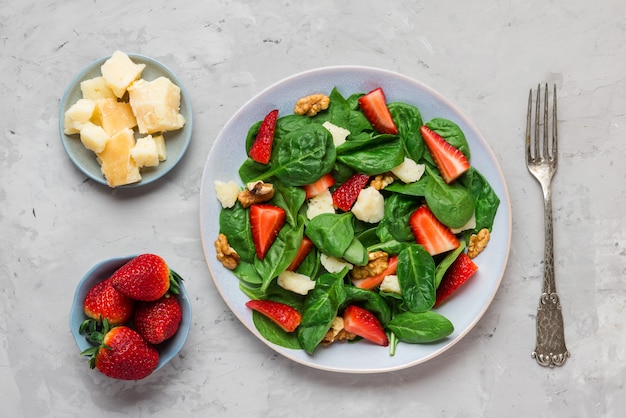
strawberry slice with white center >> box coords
[303,173,335,199]
[249,204,286,260]
[409,205,460,256]
[331,173,370,212]
[343,305,389,346]
[435,253,478,307]
[358,88,398,135]
[249,109,279,164]
[245,299,302,332]
[420,125,470,183]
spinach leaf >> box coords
[424,166,474,229]
[245,120,263,152]
[232,261,262,285]
[397,245,436,312]
[252,311,303,349]
[425,118,470,159]
[219,202,255,263]
[238,158,269,184]
[272,180,306,227]
[387,311,454,343]
[434,241,466,288]
[272,124,336,186]
[367,239,407,255]
[462,167,500,232]
[305,212,355,258]
[380,193,419,242]
[341,237,368,266]
[384,176,429,197]
[328,87,351,129]
[298,272,347,354]
[255,222,303,292]
[337,133,405,175]
[389,102,424,162]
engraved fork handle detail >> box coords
[531,184,569,367]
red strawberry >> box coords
[133,293,183,345]
[245,299,302,332]
[111,254,182,302]
[331,173,370,212]
[250,204,286,260]
[358,87,398,135]
[352,255,398,290]
[303,173,335,199]
[82,323,159,380]
[249,109,279,164]
[83,277,135,326]
[420,125,470,183]
[409,205,460,256]
[343,305,389,346]
[286,236,314,271]
[435,252,478,307]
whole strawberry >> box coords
[134,293,183,344]
[111,254,181,302]
[82,322,159,380]
[83,277,135,325]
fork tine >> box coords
[526,88,533,160]
[552,84,558,162]
[534,84,540,159]
[543,83,549,159]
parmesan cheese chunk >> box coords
[80,76,116,100]
[351,187,384,223]
[128,77,185,134]
[277,271,316,295]
[97,128,141,187]
[306,190,335,220]
[322,121,350,147]
[131,135,160,168]
[100,51,145,98]
[320,254,353,273]
[79,122,109,153]
[152,134,167,161]
[391,157,425,183]
[214,180,240,208]
[92,98,137,136]
[380,275,402,294]
[63,99,95,135]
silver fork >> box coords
[525,84,570,367]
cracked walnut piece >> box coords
[237,181,274,208]
[215,233,240,270]
[468,228,490,258]
[294,94,330,117]
[370,174,395,190]
[321,317,356,345]
[350,251,389,281]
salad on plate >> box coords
[211,85,500,356]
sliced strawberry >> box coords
[286,236,314,271]
[435,253,478,307]
[303,173,335,199]
[409,205,460,256]
[249,204,286,260]
[420,125,470,183]
[331,173,370,212]
[249,109,279,164]
[358,88,398,135]
[343,305,389,346]
[352,255,398,290]
[246,299,302,332]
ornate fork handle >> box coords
[531,184,570,367]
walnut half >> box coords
[321,317,356,345]
[294,94,330,117]
[350,251,389,281]
[214,233,240,270]
[237,181,274,208]
[468,228,490,258]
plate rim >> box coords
[200,65,512,373]
[58,52,193,188]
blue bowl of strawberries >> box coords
[70,254,192,380]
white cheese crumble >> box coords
[214,180,240,208]
[351,187,384,223]
[391,157,425,183]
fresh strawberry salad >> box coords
[214,87,500,355]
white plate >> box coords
[200,66,512,373]
[59,53,193,188]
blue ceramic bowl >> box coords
[69,255,192,373]
[59,53,193,188]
